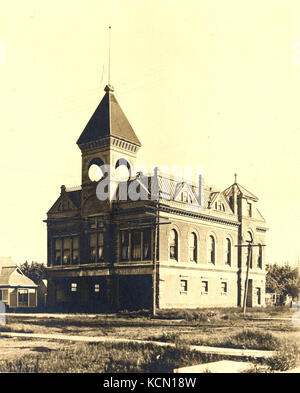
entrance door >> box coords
[255,287,261,306]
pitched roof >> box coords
[0,257,37,288]
[77,85,141,147]
[223,183,258,201]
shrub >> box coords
[228,329,280,350]
[266,340,300,371]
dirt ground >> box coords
[0,336,77,361]
[0,310,299,362]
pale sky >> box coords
[0,0,300,266]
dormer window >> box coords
[181,191,188,203]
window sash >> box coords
[170,230,178,260]
[63,238,71,265]
[226,239,231,265]
[120,231,129,261]
[18,289,28,306]
[53,237,80,266]
[143,229,151,260]
[201,281,208,293]
[180,279,188,292]
[131,231,141,260]
[221,282,227,293]
[257,245,263,268]
[120,229,152,262]
[89,233,104,263]
[189,233,197,262]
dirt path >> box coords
[0,331,275,359]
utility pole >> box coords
[235,242,266,314]
[152,201,158,317]
[242,242,252,314]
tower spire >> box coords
[108,26,111,85]
[105,26,114,93]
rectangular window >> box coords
[131,231,141,260]
[89,233,97,263]
[120,231,129,261]
[71,283,77,292]
[18,289,28,306]
[201,280,208,294]
[94,284,100,293]
[72,237,79,265]
[0,290,2,301]
[180,279,188,293]
[55,239,62,266]
[221,281,227,294]
[63,238,71,265]
[1,289,8,302]
[143,229,151,260]
[98,232,104,261]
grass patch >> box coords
[0,325,33,334]
[148,328,283,351]
[265,340,300,371]
[0,341,228,373]
[222,329,280,350]
[1,338,295,373]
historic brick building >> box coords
[45,84,267,312]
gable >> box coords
[209,192,233,213]
[9,269,37,288]
[48,192,80,214]
[174,182,199,204]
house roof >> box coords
[0,257,38,288]
[77,85,141,147]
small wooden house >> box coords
[0,257,38,309]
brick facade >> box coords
[45,85,267,312]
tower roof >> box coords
[76,85,141,147]
[223,182,258,201]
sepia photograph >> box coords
[0,0,299,382]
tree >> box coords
[20,261,46,285]
[266,263,300,299]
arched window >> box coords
[88,157,105,182]
[208,235,215,264]
[257,243,263,269]
[189,232,197,262]
[115,158,131,180]
[225,238,231,265]
[169,229,178,261]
